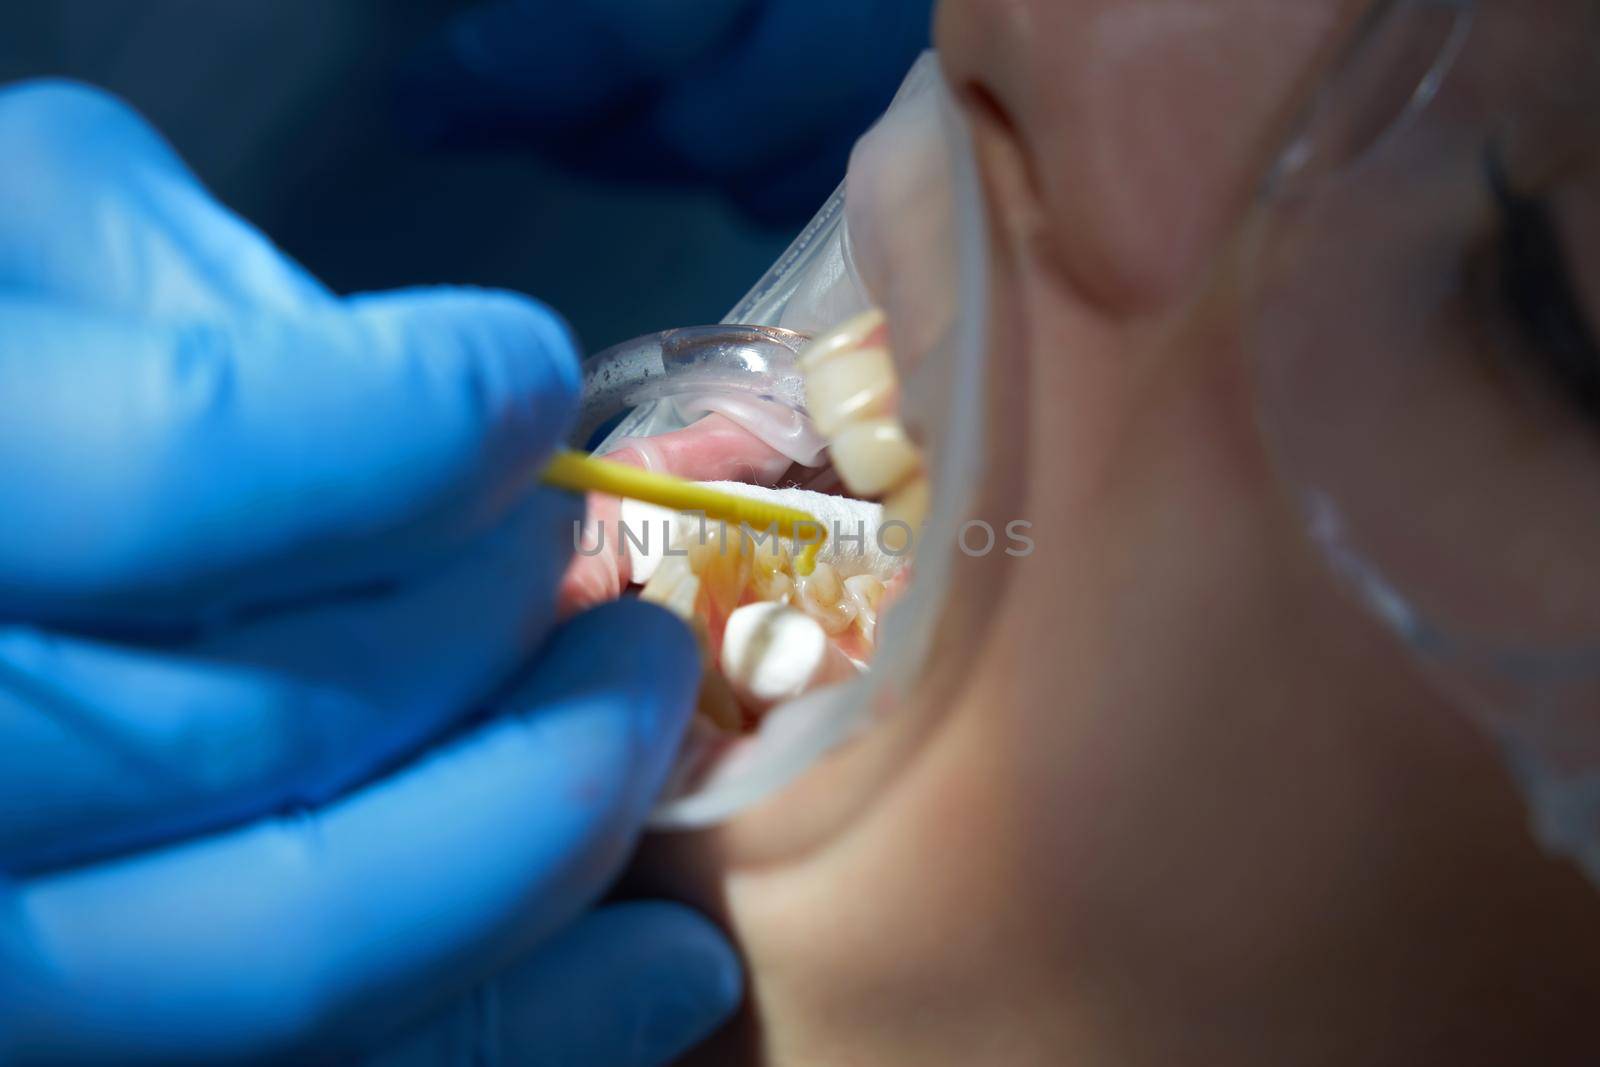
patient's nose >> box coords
[937,0,1348,314]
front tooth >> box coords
[639,536,703,623]
[620,498,678,585]
[843,574,885,645]
[798,308,886,372]
[770,571,796,603]
[747,531,794,602]
[797,560,857,635]
[690,524,752,623]
[685,521,729,573]
[803,345,897,437]
[720,601,860,709]
[746,528,791,569]
[830,417,922,498]
[659,572,702,621]
[753,565,794,603]
[640,551,692,606]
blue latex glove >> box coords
[400,0,936,225]
[0,80,740,1065]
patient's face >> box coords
[636,2,1600,1063]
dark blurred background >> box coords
[0,2,828,350]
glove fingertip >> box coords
[492,599,702,829]
[0,78,196,210]
[621,901,746,1033]
[585,901,745,1067]
[578,598,704,740]
[348,285,583,471]
[497,902,743,1067]
[0,77,142,139]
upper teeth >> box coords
[798,308,885,371]
[798,310,930,529]
[803,344,897,437]
[829,417,922,498]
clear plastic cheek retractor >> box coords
[556,51,988,830]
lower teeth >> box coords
[633,501,897,732]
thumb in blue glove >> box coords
[374,902,741,1067]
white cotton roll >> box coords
[695,481,905,581]
[621,481,908,587]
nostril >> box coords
[956,78,1048,226]
[960,81,1017,154]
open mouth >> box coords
[558,307,932,821]
[552,49,987,825]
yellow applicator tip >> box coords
[541,450,828,575]
[795,540,823,577]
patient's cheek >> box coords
[939,0,1342,312]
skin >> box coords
[627,1,1600,1063]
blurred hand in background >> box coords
[401,0,935,225]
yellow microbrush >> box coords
[542,449,827,575]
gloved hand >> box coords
[0,80,739,1065]
[399,0,935,225]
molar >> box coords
[797,560,857,636]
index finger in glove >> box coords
[0,287,578,626]
[0,489,579,875]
